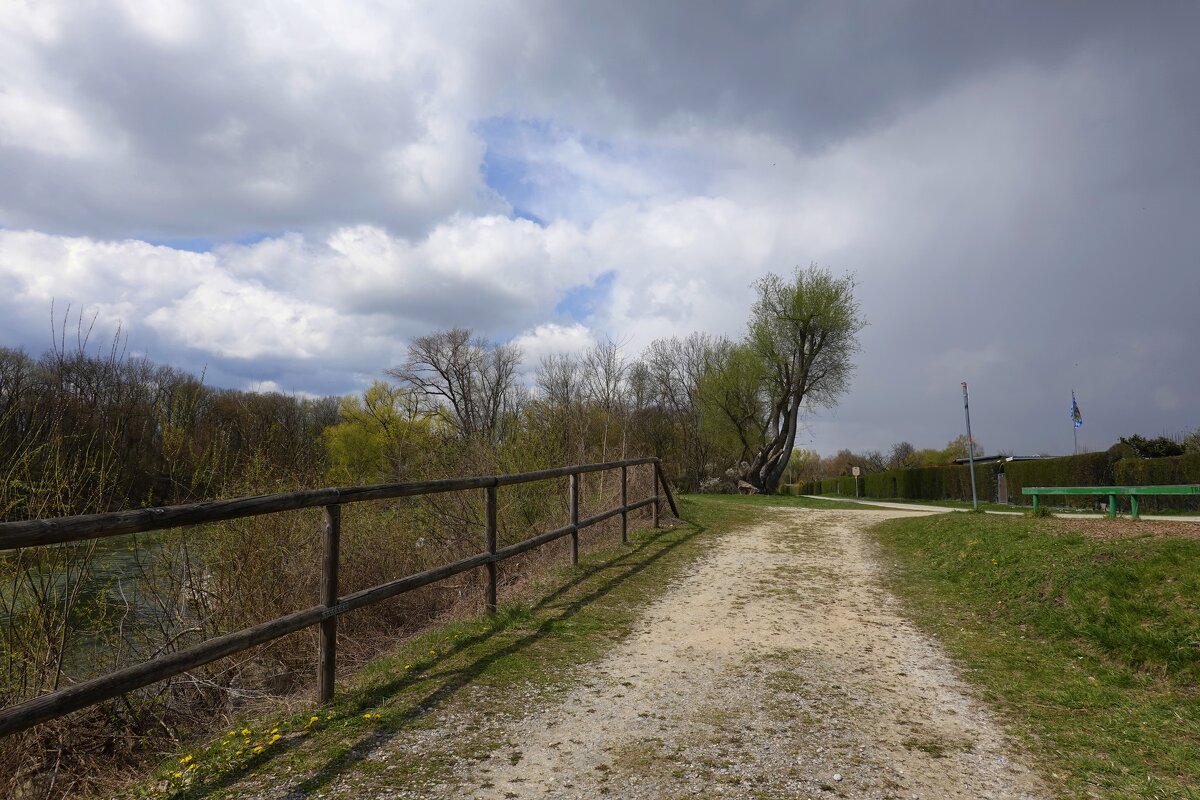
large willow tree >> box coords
[704,265,865,494]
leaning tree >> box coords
[705,264,865,494]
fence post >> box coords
[654,459,680,518]
[620,464,628,544]
[485,485,498,613]
[569,472,579,565]
[652,463,660,528]
[319,504,341,703]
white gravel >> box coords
[448,507,1049,800]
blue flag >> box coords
[1071,392,1082,428]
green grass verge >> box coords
[715,492,911,512]
[119,496,754,799]
[804,494,1095,514]
[871,512,1200,799]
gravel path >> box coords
[457,508,1048,799]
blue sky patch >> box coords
[556,270,616,322]
[144,231,282,253]
[146,237,214,253]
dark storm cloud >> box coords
[0,4,496,240]
[508,1,1193,148]
[1,0,1197,455]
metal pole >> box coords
[962,382,978,510]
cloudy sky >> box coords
[2,1,1197,457]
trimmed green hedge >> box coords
[861,463,1000,503]
[804,477,856,496]
[1112,452,1200,511]
[1004,453,1113,508]
[798,451,1198,511]
[797,463,999,503]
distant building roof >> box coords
[952,454,1049,466]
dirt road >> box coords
[460,508,1047,799]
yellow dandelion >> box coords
[270,734,281,743]
[308,715,320,724]
[179,754,193,765]
[404,664,413,670]
[173,772,183,779]
[270,727,278,734]
[187,764,197,772]
[241,728,251,736]
[253,745,265,754]
[227,730,236,737]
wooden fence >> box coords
[0,457,678,737]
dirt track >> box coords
[459,508,1048,799]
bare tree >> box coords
[535,352,582,411]
[388,328,523,441]
[639,333,730,490]
[887,441,918,470]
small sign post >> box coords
[852,466,861,497]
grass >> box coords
[871,512,1200,799]
[804,494,1088,514]
[710,492,912,512]
[807,493,1200,518]
[116,496,756,799]
[109,493,1200,798]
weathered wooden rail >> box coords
[0,457,679,737]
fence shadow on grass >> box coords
[172,516,700,800]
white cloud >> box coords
[2,0,1199,459]
[511,322,596,367]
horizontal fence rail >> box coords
[0,457,679,737]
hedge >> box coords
[796,463,999,503]
[1112,452,1200,511]
[793,450,1200,511]
[1003,453,1114,508]
[861,463,1000,503]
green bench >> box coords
[1022,485,1200,519]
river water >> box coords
[1,531,199,681]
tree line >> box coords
[0,265,866,520]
